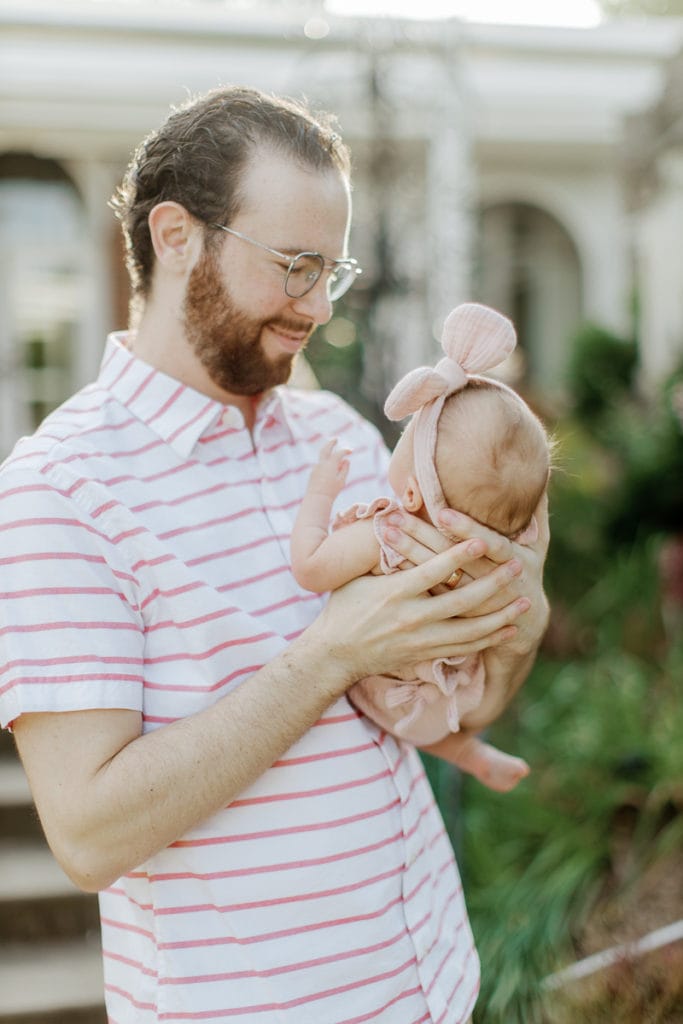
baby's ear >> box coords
[401,475,424,513]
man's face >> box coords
[182,147,352,398]
[182,242,311,396]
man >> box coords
[0,87,548,1023]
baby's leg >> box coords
[444,733,529,793]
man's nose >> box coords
[290,277,334,327]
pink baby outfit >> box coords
[334,497,485,746]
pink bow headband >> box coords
[384,302,517,529]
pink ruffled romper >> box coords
[334,498,485,746]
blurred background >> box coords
[0,1,681,1021]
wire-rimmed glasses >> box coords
[208,223,362,301]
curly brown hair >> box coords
[110,85,351,308]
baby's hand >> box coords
[307,439,351,497]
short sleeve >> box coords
[0,470,144,729]
[332,497,404,575]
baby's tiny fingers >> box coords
[319,438,338,458]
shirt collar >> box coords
[99,333,291,457]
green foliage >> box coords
[607,368,683,541]
[543,420,616,609]
[545,341,683,616]
[564,322,637,426]
[464,640,683,1023]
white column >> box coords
[66,158,122,386]
[425,48,474,349]
[577,175,632,340]
[0,247,21,456]
[635,147,683,390]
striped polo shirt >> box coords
[0,334,479,1024]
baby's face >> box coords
[388,425,416,499]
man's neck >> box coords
[129,310,261,430]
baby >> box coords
[291,303,551,792]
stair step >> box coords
[0,762,44,842]
[0,742,105,1021]
[0,727,18,757]
[0,760,32,805]
[0,1011,105,1024]
[0,939,105,1021]
[0,843,100,943]
[0,841,77,901]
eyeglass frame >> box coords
[207,222,362,301]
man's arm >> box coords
[13,540,527,892]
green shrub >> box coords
[464,637,683,1023]
[564,322,637,425]
[454,338,683,1022]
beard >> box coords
[182,245,314,396]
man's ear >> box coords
[147,201,201,272]
[401,475,424,513]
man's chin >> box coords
[228,354,295,395]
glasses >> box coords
[208,223,362,302]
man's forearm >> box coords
[15,544,529,892]
[15,630,351,893]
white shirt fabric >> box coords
[0,334,479,1024]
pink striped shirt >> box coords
[0,334,479,1023]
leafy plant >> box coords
[462,637,683,1023]
[606,365,683,542]
[564,322,637,427]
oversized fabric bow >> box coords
[384,302,517,526]
[384,302,516,420]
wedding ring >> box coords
[444,569,463,590]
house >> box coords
[0,0,681,454]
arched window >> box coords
[475,201,582,393]
[0,154,86,453]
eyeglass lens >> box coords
[285,254,355,301]
[284,254,324,299]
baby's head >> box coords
[438,378,549,537]
[385,303,551,540]
[388,378,550,539]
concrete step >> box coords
[0,738,106,1022]
[0,841,76,901]
[0,728,17,757]
[0,842,99,943]
[0,760,43,841]
[0,939,105,1023]
[0,759,32,805]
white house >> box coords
[0,0,681,453]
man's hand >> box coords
[437,491,550,654]
[373,493,550,727]
[312,538,531,683]
[377,493,549,653]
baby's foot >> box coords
[455,737,530,793]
